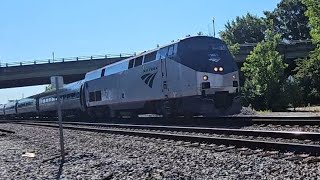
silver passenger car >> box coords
[38,92,57,117]
[17,98,38,116]
[4,101,17,116]
[0,104,5,117]
[59,80,83,116]
[38,80,83,117]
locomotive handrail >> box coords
[0,53,135,68]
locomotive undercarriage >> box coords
[154,93,240,118]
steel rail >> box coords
[223,116,320,125]
[0,128,15,134]
[3,115,320,126]
[15,122,320,156]
[13,121,320,140]
[55,122,320,141]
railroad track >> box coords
[3,115,320,126]
[13,121,320,156]
[0,128,15,134]
[247,116,320,125]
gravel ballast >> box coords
[1,123,320,179]
[242,124,320,133]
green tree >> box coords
[283,76,303,109]
[294,0,320,104]
[264,0,311,40]
[227,43,240,57]
[302,0,320,44]
[294,49,320,104]
[241,30,287,110]
[219,13,267,55]
[45,84,54,92]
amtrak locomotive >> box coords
[0,36,241,119]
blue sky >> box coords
[0,0,280,103]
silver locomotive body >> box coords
[84,36,240,117]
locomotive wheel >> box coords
[159,101,171,118]
[130,112,139,118]
[155,100,179,118]
[88,108,99,121]
[104,106,117,118]
[109,109,116,118]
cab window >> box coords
[156,47,168,60]
[101,68,105,77]
[134,56,143,67]
[168,45,174,56]
[128,59,134,69]
[144,51,156,63]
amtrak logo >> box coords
[141,72,157,88]
[208,53,221,62]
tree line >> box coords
[219,0,320,111]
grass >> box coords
[256,110,272,114]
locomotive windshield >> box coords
[177,37,238,74]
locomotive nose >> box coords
[197,71,239,95]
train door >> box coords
[80,83,88,111]
[161,59,169,98]
[14,101,18,114]
[36,98,40,113]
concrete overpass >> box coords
[0,40,315,89]
[0,54,131,89]
[234,40,315,63]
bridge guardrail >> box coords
[0,53,135,68]
[0,40,313,67]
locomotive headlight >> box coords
[232,75,236,79]
[214,67,218,72]
[203,75,208,81]
[219,67,224,72]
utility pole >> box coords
[212,17,216,38]
[51,76,65,162]
[52,52,55,63]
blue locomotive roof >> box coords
[176,36,238,74]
